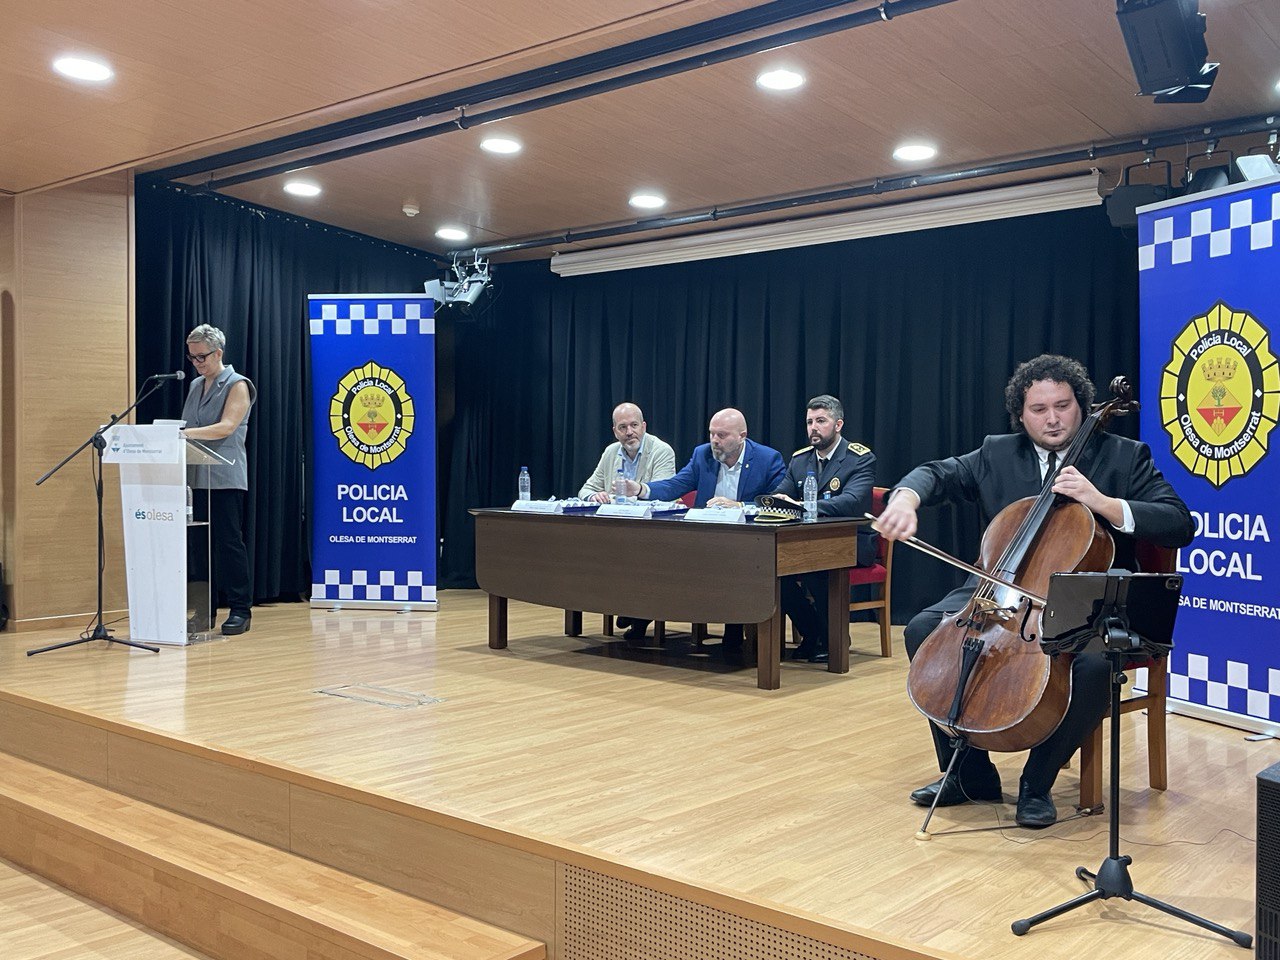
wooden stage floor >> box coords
[0,591,1264,959]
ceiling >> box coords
[4,0,1279,261]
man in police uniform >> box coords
[770,394,877,662]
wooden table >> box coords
[471,509,867,689]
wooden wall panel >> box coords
[107,733,292,849]
[4,172,133,624]
[289,785,558,954]
[0,196,15,624]
[0,698,109,784]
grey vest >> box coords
[182,365,256,490]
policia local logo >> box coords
[330,361,414,469]
[1160,302,1279,488]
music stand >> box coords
[1011,571,1252,947]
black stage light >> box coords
[1116,0,1218,104]
[1106,160,1175,228]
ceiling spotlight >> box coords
[436,226,469,242]
[283,180,321,197]
[402,202,419,217]
[480,137,522,154]
[756,68,805,91]
[893,143,938,162]
[629,193,666,210]
[53,56,113,83]
[424,253,492,315]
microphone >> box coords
[148,371,186,381]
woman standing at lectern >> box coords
[179,324,257,636]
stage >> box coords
[0,592,1263,959]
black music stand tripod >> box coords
[1010,571,1251,947]
[26,379,173,656]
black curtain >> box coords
[134,188,1140,618]
[444,204,1140,618]
[134,183,441,603]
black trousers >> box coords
[903,583,1110,793]
[193,489,252,618]
[781,572,827,648]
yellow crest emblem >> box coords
[1160,302,1278,488]
[329,361,415,469]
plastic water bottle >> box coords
[186,485,194,523]
[613,465,628,503]
[518,466,531,501]
[803,470,818,522]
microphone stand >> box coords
[27,377,176,656]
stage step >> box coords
[0,752,545,960]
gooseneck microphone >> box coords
[148,371,186,381]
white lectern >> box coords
[103,422,232,646]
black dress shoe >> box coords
[622,620,649,641]
[615,616,633,629]
[220,612,251,636]
[1015,781,1057,828]
[909,775,1003,807]
[807,650,830,664]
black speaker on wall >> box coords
[1259,760,1280,957]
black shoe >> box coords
[721,636,745,665]
[807,649,830,664]
[615,616,633,629]
[623,620,649,641]
[221,612,251,636]
[1015,781,1057,828]
[909,775,1003,807]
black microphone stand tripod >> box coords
[1011,573,1252,947]
[27,376,178,656]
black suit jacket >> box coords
[774,438,877,566]
[896,432,1194,571]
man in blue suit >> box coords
[627,408,785,507]
[625,408,785,659]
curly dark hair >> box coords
[1003,354,1096,431]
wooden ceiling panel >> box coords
[0,0,749,192]
[7,0,1278,259]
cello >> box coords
[902,377,1139,754]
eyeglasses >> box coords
[186,349,216,363]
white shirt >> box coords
[1033,442,1134,534]
[714,458,743,501]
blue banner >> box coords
[1139,178,1280,732]
[308,294,437,610]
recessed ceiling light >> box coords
[629,193,666,210]
[756,68,805,92]
[283,180,322,197]
[436,226,469,242]
[480,136,522,155]
[893,142,938,163]
[53,56,113,83]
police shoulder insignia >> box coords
[792,445,813,457]
[849,442,871,455]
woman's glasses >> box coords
[186,349,216,363]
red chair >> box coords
[849,486,895,658]
[1075,540,1173,810]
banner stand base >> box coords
[309,599,438,613]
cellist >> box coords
[875,355,1194,828]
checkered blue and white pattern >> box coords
[312,569,436,603]
[1138,185,1280,271]
[1167,652,1279,722]
[309,296,435,336]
